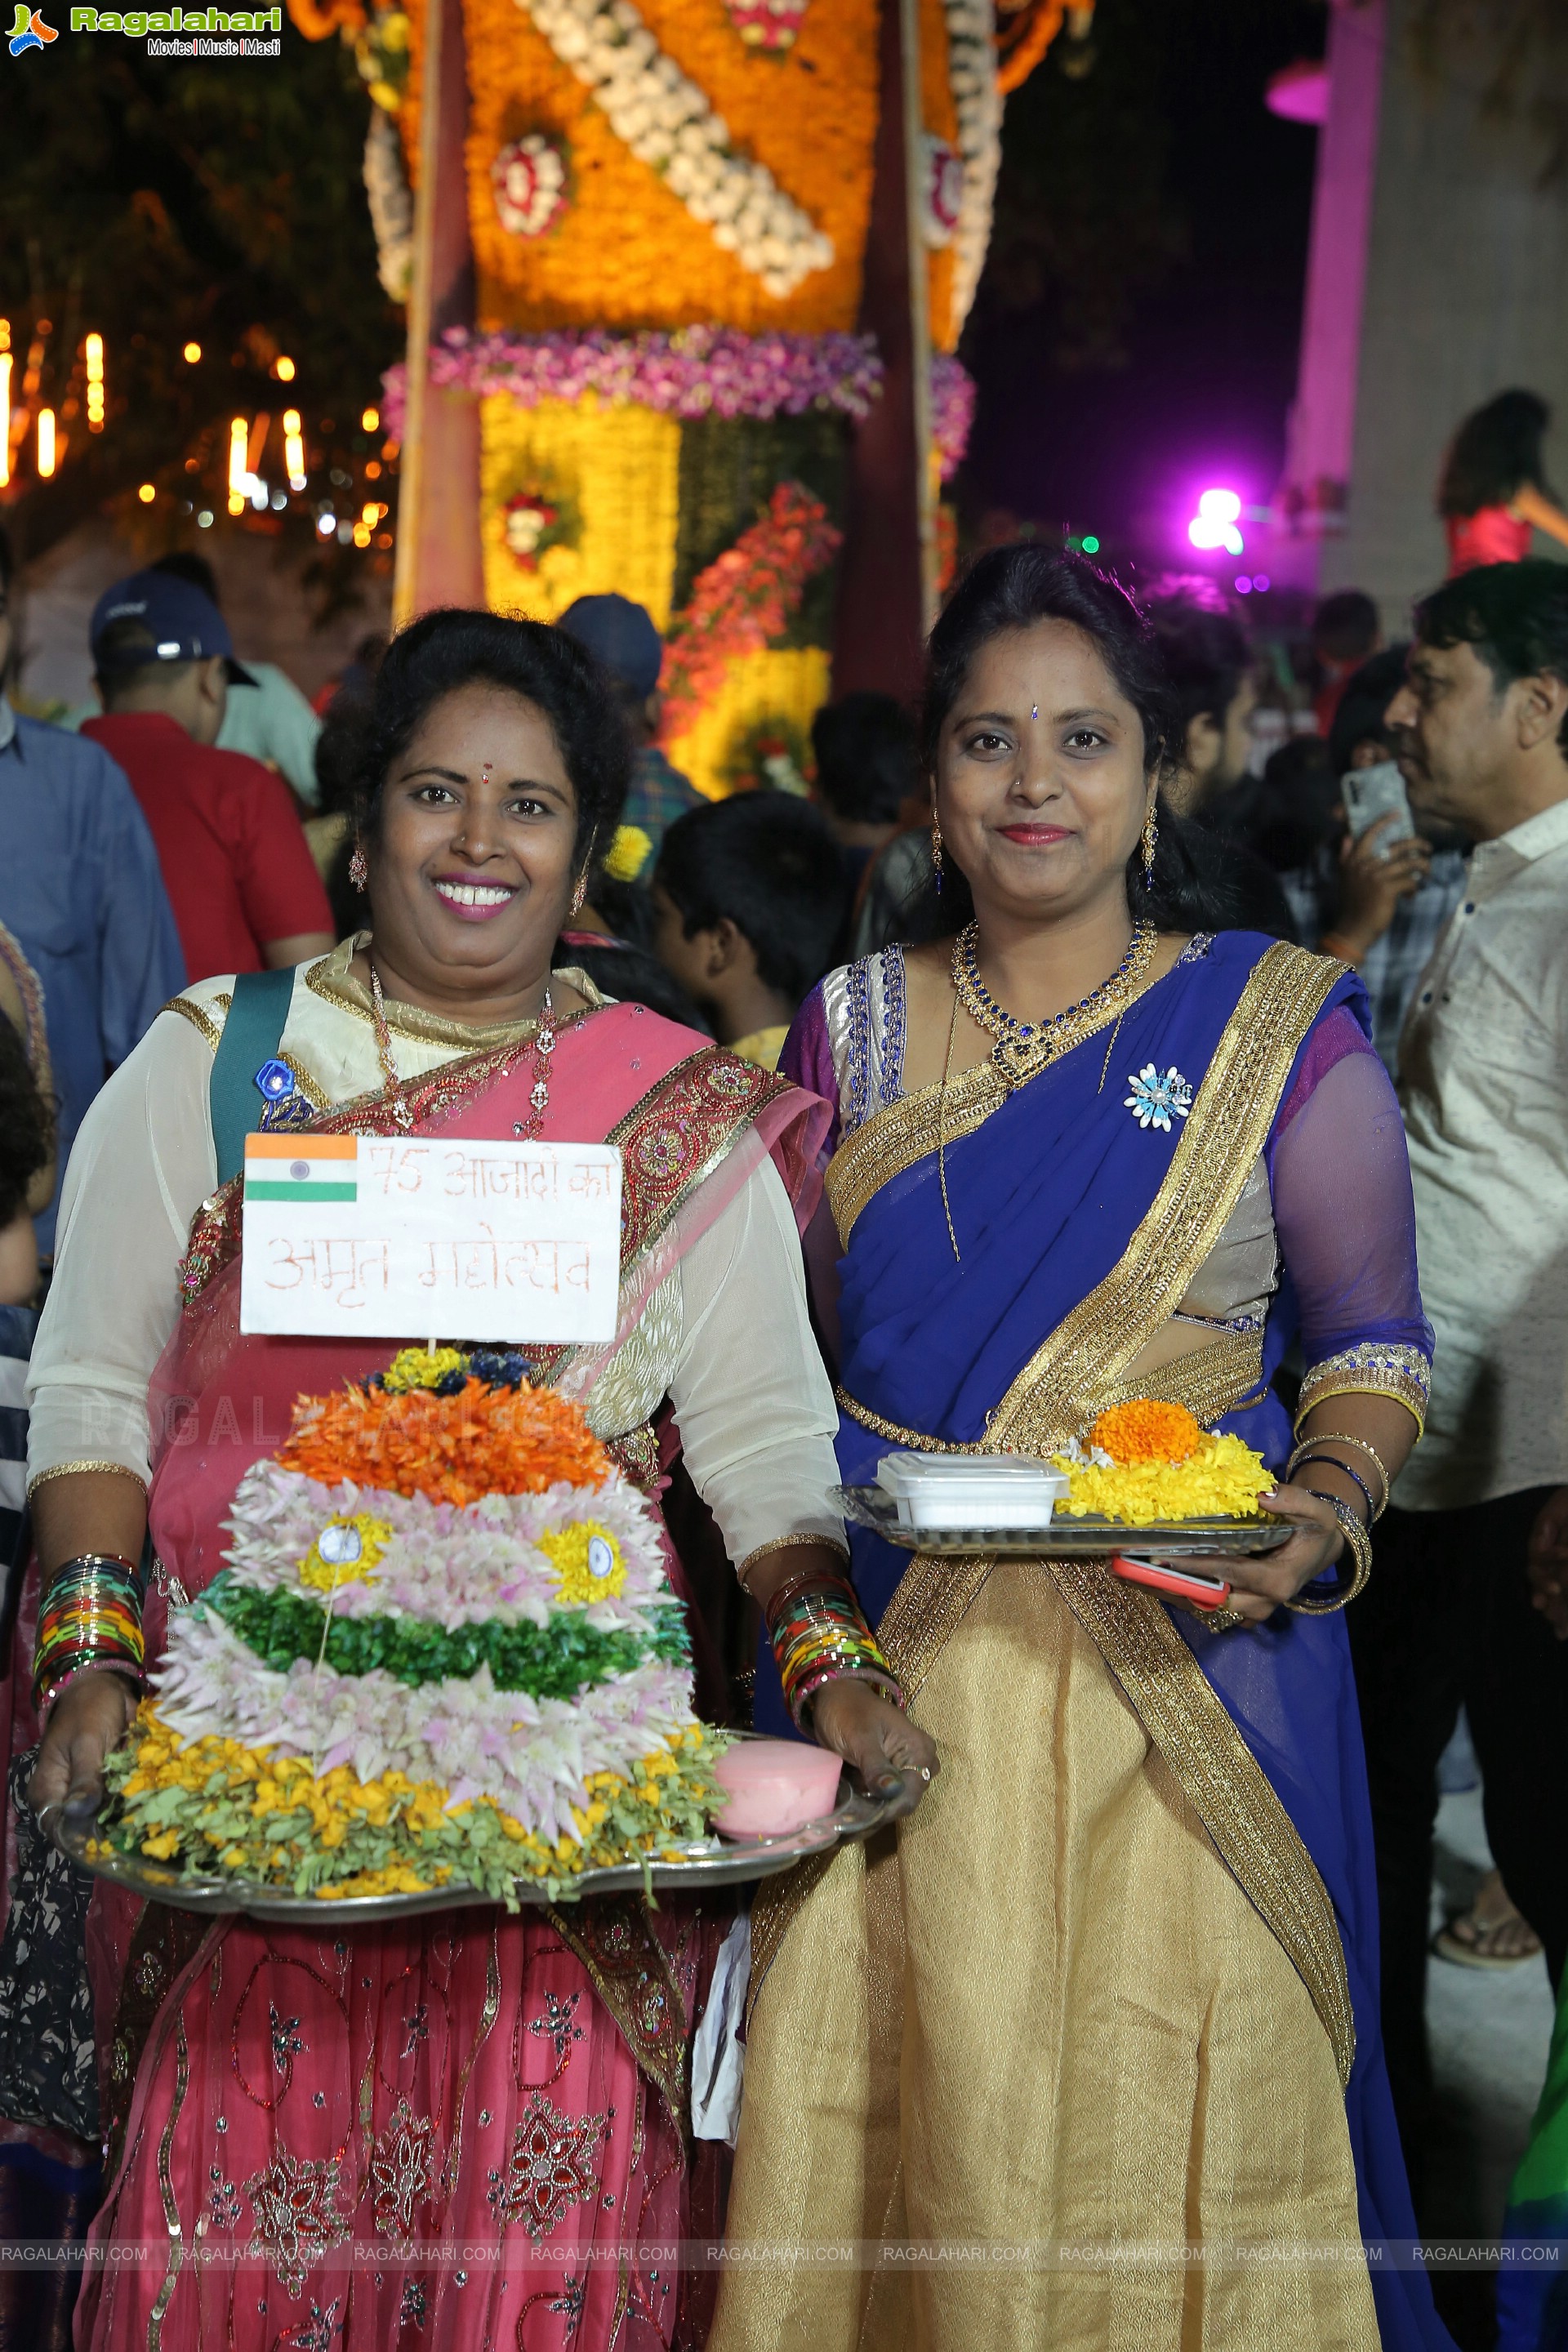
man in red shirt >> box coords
[81,571,335,984]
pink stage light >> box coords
[1235,576,1252,595]
[1187,487,1245,559]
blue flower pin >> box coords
[1125,1063,1194,1132]
[254,1058,296,1105]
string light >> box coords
[183,341,202,364]
[37,408,56,479]
[228,415,247,515]
[0,327,10,492]
[85,332,105,431]
[283,408,306,492]
[138,483,155,504]
[274,355,296,381]
[361,405,380,434]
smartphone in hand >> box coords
[1341,760,1415,858]
[1111,1554,1232,1610]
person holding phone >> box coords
[1289,646,1470,1074]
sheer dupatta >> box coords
[751,933,1447,2352]
[78,1004,830,2352]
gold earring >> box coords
[1141,797,1159,888]
[568,875,586,917]
[931,813,945,895]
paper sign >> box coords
[238,1134,623,1343]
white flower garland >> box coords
[521,0,834,297]
[942,0,1002,332]
[492,131,572,238]
[363,103,414,305]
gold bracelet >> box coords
[1285,1431,1391,1518]
[1288,1492,1372,1613]
[26,1460,149,1500]
[736,1530,851,1595]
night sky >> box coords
[963,0,1326,575]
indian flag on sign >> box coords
[243,1134,358,1202]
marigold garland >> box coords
[278,1376,611,1507]
[657,479,840,747]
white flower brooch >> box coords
[1125,1064,1195,1133]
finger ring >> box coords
[920,1767,931,1782]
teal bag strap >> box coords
[209,967,300,1188]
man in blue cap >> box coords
[0,527,185,1252]
[557,594,704,873]
[81,568,333,987]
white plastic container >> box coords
[875,1450,1070,1531]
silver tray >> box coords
[833,1483,1292,1559]
[52,1755,912,1926]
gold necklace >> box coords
[365,960,557,1137]
[951,918,1157,1088]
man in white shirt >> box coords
[1348,559,1568,2184]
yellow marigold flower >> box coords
[601,823,653,884]
[141,1829,181,1860]
[537,1520,626,1605]
[382,1346,468,1394]
[297,1512,392,1594]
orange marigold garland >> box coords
[279,1377,611,1506]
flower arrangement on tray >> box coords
[1053,1400,1275,1527]
[96,1350,727,1908]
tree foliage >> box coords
[0,39,400,568]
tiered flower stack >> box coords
[100,1351,725,1905]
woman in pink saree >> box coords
[23,612,862,2350]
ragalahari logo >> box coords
[7,3,58,50]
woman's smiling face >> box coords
[366,679,581,1002]
[936,618,1153,925]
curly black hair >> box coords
[345,608,633,874]
[0,1018,53,1228]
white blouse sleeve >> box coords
[668,1155,845,1573]
[27,1009,219,1488]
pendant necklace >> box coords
[951,918,1157,1088]
[367,958,557,1138]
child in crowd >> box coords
[650,793,847,1070]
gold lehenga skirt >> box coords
[711,1571,1379,2352]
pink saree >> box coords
[74,1000,828,2352]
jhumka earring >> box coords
[1140,797,1159,889]
[931,813,945,895]
[349,841,368,893]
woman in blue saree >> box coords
[711,550,1450,2351]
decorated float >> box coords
[285,0,1090,791]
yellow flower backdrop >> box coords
[478,394,683,622]
[665,644,831,799]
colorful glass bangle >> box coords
[1288,1492,1373,1614]
[765,1573,905,1729]
[33,1552,147,1716]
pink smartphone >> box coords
[1111,1553,1232,1610]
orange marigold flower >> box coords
[1089,1400,1205,1467]
[278,1377,610,1505]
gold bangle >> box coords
[1286,1431,1391,1518]
[26,1460,149,1500]
[736,1530,850,1594]
[1288,1493,1372,1613]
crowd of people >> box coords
[0,384,1565,2352]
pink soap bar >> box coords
[713,1740,844,1837]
